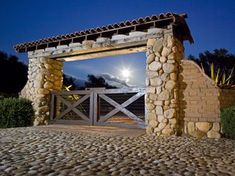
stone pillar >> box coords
[21,54,63,126]
[145,34,184,136]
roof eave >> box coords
[14,13,192,53]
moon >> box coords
[121,68,131,78]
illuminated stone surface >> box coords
[0,127,234,175]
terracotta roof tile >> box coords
[15,12,192,53]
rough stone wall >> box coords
[179,60,235,138]
[21,54,63,125]
[145,34,184,136]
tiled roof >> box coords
[15,12,193,53]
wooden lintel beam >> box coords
[61,46,146,61]
[51,41,147,61]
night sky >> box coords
[1,0,235,86]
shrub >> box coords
[0,98,34,128]
[221,105,235,139]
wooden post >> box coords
[89,91,94,125]
[93,91,98,125]
[97,95,100,123]
[49,93,56,120]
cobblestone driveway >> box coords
[0,127,235,176]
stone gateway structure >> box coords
[15,13,235,138]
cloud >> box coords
[63,73,78,79]
[64,63,99,75]
[98,73,133,88]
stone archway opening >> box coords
[59,52,147,128]
[16,13,194,137]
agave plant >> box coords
[209,63,234,86]
[63,85,80,100]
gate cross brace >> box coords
[97,92,145,124]
[56,94,90,121]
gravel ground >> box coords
[0,127,235,176]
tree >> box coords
[188,49,235,85]
[0,51,28,95]
[84,74,116,89]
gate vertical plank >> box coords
[145,93,148,125]
[93,92,98,125]
[89,91,94,125]
[50,93,55,120]
[97,95,101,123]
